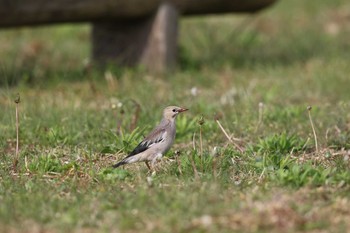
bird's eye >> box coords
[172,109,176,112]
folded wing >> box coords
[126,128,167,158]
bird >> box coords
[112,106,188,170]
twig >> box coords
[307,106,319,153]
[212,157,217,180]
[199,127,203,156]
[117,106,125,134]
[130,100,141,131]
[197,116,205,172]
[175,150,182,175]
[192,132,196,151]
[258,167,266,183]
[189,152,199,180]
[24,155,29,172]
[13,93,20,172]
[301,137,310,151]
[215,120,244,153]
[198,116,205,157]
[199,127,204,172]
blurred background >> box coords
[0,0,348,85]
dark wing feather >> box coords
[125,127,167,158]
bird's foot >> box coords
[151,170,157,176]
[146,168,157,176]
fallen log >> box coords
[0,0,277,72]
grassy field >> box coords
[1,0,350,232]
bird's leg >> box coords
[145,162,156,176]
[145,161,152,170]
[151,155,162,172]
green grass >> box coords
[1,0,350,232]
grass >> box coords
[1,0,350,232]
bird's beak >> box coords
[178,108,188,113]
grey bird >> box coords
[112,106,188,170]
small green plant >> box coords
[28,154,76,173]
[101,127,146,154]
[98,168,131,181]
[176,115,197,140]
[249,133,307,170]
[327,131,350,149]
[47,126,69,145]
[253,133,307,155]
[169,149,231,180]
[265,106,305,124]
[270,163,333,187]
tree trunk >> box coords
[92,2,178,73]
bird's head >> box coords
[163,106,188,120]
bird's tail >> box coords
[112,155,140,168]
[112,160,127,168]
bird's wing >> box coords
[126,127,167,158]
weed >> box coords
[307,106,319,153]
[98,168,132,181]
[13,93,20,171]
[175,115,197,140]
[252,133,307,155]
[270,163,343,187]
[101,127,146,154]
[28,154,76,174]
[248,133,308,177]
